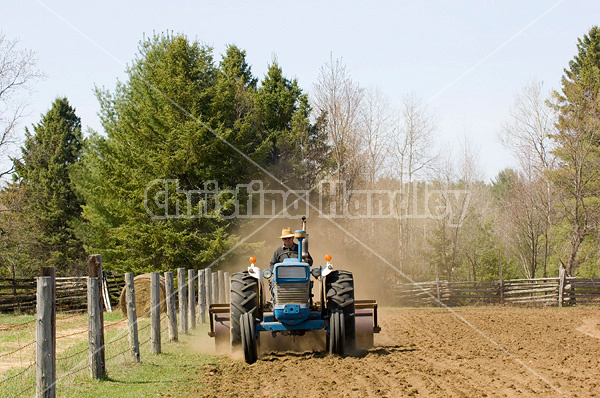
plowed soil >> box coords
[187,307,600,397]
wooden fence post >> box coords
[36,270,55,398]
[211,272,218,304]
[434,265,441,303]
[150,272,161,354]
[40,267,55,380]
[87,255,105,379]
[188,269,196,330]
[164,272,178,342]
[178,268,188,334]
[87,277,105,379]
[198,270,206,324]
[218,270,225,303]
[224,271,230,303]
[567,277,576,306]
[558,266,566,307]
[498,254,504,305]
[125,273,140,362]
[87,254,106,378]
[205,268,212,314]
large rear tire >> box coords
[241,312,258,364]
[325,270,356,353]
[230,271,259,350]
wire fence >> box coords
[2,267,213,397]
[1,310,177,398]
[0,314,38,395]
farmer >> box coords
[269,227,313,268]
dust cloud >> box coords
[188,323,217,355]
[213,214,397,305]
[199,209,398,359]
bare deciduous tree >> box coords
[360,87,392,188]
[500,81,556,173]
[392,93,438,268]
[499,81,556,276]
[393,93,438,185]
[428,153,461,281]
[312,55,364,199]
[455,137,492,281]
[0,33,44,178]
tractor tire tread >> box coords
[326,270,356,352]
[230,271,258,348]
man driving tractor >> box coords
[270,227,313,269]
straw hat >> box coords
[279,227,295,239]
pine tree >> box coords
[550,26,600,276]
[257,62,330,188]
[12,97,85,274]
[563,26,600,83]
[74,33,327,273]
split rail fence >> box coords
[0,273,124,313]
[390,271,600,307]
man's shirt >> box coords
[269,243,313,268]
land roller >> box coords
[209,217,380,363]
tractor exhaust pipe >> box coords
[301,216,309,262]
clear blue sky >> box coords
[1,0,598,180]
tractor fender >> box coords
[320,262,334,278]
[247,265,262,281]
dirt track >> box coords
[187,307,600,397]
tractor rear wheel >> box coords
[241,312,258,364]
[230,271,259,350]
[325,270,356,353]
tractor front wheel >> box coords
[328,309,345,356]
[325,270,356,353]
[230,271,259,351]
[241,312,258,364]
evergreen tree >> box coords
[212,45,258,128]
[12,97,85,274]
[257,62,330,188]
[74,33,325,273]
[550,26,600,276]
[563,26,600,83]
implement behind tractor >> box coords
[208,217,380,363]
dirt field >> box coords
[188,307,600,397]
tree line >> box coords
[0,28,599,282]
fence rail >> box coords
[0,274,124,313]
[5,271,600,313]
[389,275,600,307]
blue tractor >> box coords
[209,218,380,363]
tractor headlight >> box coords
[311,267,321,279]
[262,268,273,279]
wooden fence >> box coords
[5,269,600,312]
[389,274,600,307]
[0,273,124,313]
[2,262,230,397]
